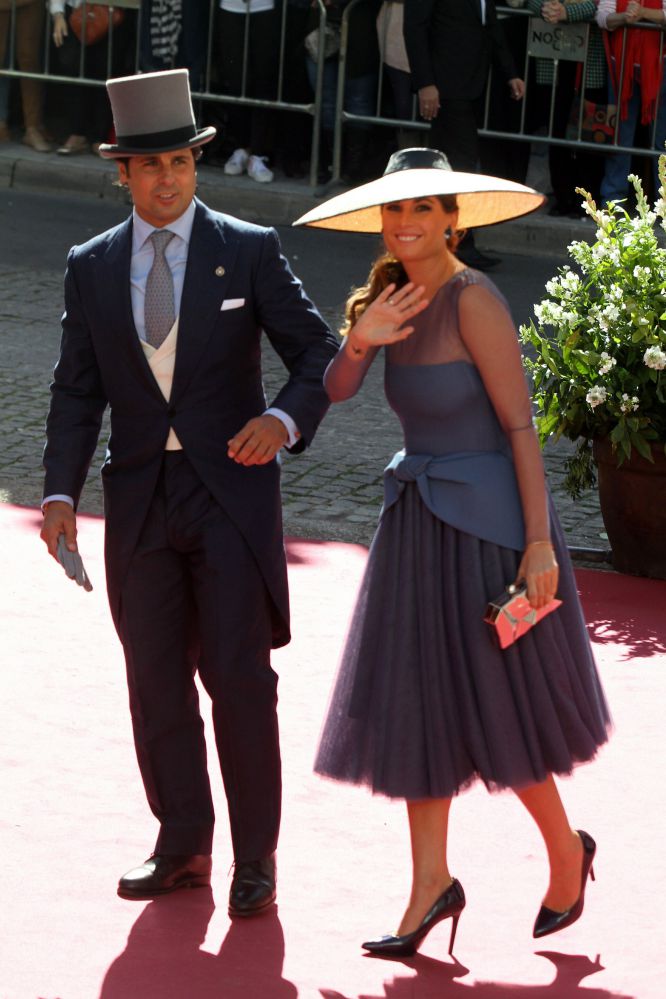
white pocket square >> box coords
[221,298,245,311]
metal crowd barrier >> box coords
[0,0,331,187]
[334,0,666,185]
[4,0,141,87]
[2,1,665,190]
[195,0,330,186]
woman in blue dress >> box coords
[295,148,611,957]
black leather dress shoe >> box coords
[228,855,276,917]
[117,854,212,900]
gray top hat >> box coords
[98,69,216,159]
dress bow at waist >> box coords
[383,450,525,551]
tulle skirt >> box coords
[314,484,611,799]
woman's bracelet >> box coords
[525,540,554,549]
[507,423,534,433]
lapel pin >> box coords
[215,266,225,277]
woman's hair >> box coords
[341,195,460,337]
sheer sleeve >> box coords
[456,278,532,432]
[323,340,380,402]
[387,269,511,367]
[457,279,550,543]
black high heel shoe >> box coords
[533,829,596,938]
[362,878,465,958]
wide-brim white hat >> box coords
[293,148,545,231]
[98,69,216,159]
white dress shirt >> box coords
[130,201,193,342]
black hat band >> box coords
[115,124,198,149]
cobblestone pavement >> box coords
[1,260,607,557]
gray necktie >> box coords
[145,229,176,349]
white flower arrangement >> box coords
[644,345,666,370]
[520,166,666,498]
[586,386,608,408]
[598,352,617,376]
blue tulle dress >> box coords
[314,269,611,799]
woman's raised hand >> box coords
[348,283,428,354]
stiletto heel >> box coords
[362,878,465,958]
[448,912,460,955]
[532,829,596,938]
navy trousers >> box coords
[118,451,281,862]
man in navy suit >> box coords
[40,69,338,913]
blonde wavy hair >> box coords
[341,195,460,336]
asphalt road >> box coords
[0,188,606,550]
[0,187,558,314]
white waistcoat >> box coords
[141,319,182,450]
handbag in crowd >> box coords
[567,97,618,145]
[484,583,562,650]
[69,4,124,46]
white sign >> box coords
[527,18,588,63]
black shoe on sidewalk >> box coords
[456,231,500,271]
[228,855,277,917]
[118,854,212,900]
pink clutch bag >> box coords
[484,583,562,649]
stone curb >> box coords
[1,143,591,257]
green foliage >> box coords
[520,164,666,498]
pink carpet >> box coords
[1,503,665,999]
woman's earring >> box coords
[444,227,452,240]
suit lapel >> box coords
[171,199,240,404]
[101,218,165,402]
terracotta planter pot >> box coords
[593,437,666,579]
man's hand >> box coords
[227,414,289,466]
[52,12,68,47]
[508,78,525,101]
[418,85,440,122]
[41,500,77,559]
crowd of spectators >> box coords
[0,0,665,206]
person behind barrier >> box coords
[0,0,50,151]
[403,0,525,270]
[376,0,420,148]
[215,0,281,183]
[526,1,607,216]
[294,147,611,957]
[303,0,380,184]
[139,0,209,92]
[40,69,338,912]
[48,0,136,155]
[597,0,666,202]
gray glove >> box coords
[56,534,93,592]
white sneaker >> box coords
[247,155,274,184]
[224,148,249,176]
